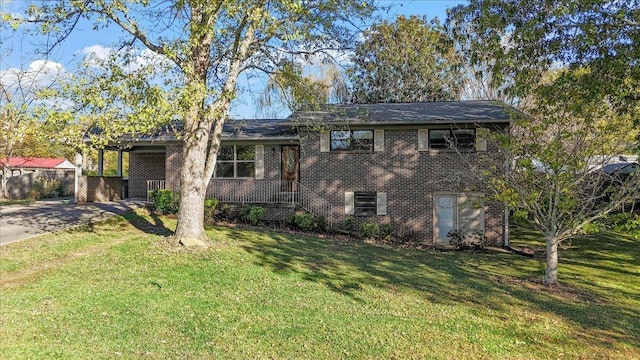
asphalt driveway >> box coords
[0,199,141,245]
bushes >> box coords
[287,213,328,232]
[204,198,219,223]
[242,205,264,225]
[380,223,395,240]
[152,190,180,215]
[151,190,219,221]
[596,213,640,233]
[359,222,379,239]
[27,177,65,200]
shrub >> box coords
[342,216,355,232]
[204,198,219,223]
[244,205,264,225]
[380,223,395,240]
[153,189,179,215]
[598,213,640,233]
[286,214,296,227]
[28,177,62,200]
[447,230,487,251]
[294,213,315,230]
[360,222,379,239]
[219,204,233,220]
[316,215,328,233]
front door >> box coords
[281,145,299,192]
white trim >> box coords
[476,128,488,151]
[376,192,387,215]
[320,131,330,152]
[374,130,384,152]
[418,129,428,151]
[345,192,354,215]
[255,145,264,179]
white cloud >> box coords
[0,59,71,109]
[77,44,114,61]
[77,44,172,74]
[1,59,68,94]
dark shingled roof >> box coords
[288,100,521,124]
[94,119,298,144]
[222,119,297,139]
[96,101,519,146]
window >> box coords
[215,145,255,178]
[428,129,475,150]
[354,192,377,216]
[330,130,374,151]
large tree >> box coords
[257,61,348,116]
[448,0,640,285]
[348,15,462,103]
[21,0,375,247]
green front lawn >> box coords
[1,212,638,359]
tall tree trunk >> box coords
[173,128,210,248]
[544,236,559,286]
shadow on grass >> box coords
[122,210,174,236]
[232,226,639,350]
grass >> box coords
[0,198,34,206]
[1,212,639,359]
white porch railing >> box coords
[146,179,333,225]
[146,180,166,201]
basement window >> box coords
[354,192,377,216]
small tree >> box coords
[0,41,70,199]
[449,0,640,285]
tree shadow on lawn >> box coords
[121,210,174,236]
[236,228,639,350]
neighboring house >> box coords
[0,157,75,176]
[93,101,517,245]
[0,157,76,199]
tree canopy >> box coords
[449,0,640,285]
[22,0,375,246]
[348,15,462,103]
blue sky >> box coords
[1,0,467,119]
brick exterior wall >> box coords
[128,152,166,199]
[298,127,506,245]
[77,176,123,203]
[165,146,182,192]
[156,130,506,246]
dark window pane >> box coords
[236,162,255,178]
[429,130,449,149]
[352,130,373,150]
[453,129,475,149]
[218,145,234,160]
[331,131,351,150]
[216,162,235,178]
[236,145,255,160]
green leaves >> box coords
[349,15,462,103]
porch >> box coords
[147,179,334,225]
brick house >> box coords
[94,101,515,245]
